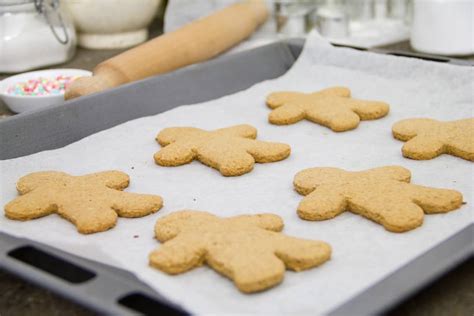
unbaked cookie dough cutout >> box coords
[392,118,474,162]
[266,87,389,131]
[149,210,331,293]
[293,166,463,233]
[154,124,291,176]
[4,171,163,234]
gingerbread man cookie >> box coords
[266,87,389,131]
[149,210,331,293]
[5,171,163,234]
[392,118,474,161]
[294,166,463,232]
[154,124,291,176]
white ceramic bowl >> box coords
[0,69,92,114]
[62,0,161,49]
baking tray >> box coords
[0,40,472,315]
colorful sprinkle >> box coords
[7,75,80,96]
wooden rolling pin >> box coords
[65,0,268,100]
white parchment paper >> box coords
[1,32,473,315]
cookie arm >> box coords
[4,189,56,220]
[83,171,130,190]
[156,127,203,146]
[392,118,438,141]
[154,141,197,166]
[312,86,351,98]
[364,166,411,182]
[409,184,463,214]
[154,210,215,242]
[231,213,284,232]
[15,171,68,194]
[274,236,331,271]
[297,185,347,221]
[149,236,206,274]
[268,103,306,125]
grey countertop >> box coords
[1,20,473,315]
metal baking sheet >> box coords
[0,40,472,315]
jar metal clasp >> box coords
[34,0,69,45]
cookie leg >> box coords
[211,252,285,293]
[109,191,163,217]
[306,106,360,132]
[346,99,389,120]
[349,198,424,232]
[402,136,445,160]
[297,186,347,220]
[446,137,474,161]
[149,237,206,274]
[57,203,118,234]
[266,91,305,109]
[243,139,291,163]
[268,103,306,125]
[274,237,331,271]
[197,143,255,176]
[409,185,463,213]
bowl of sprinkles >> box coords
[0,69,91,113]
